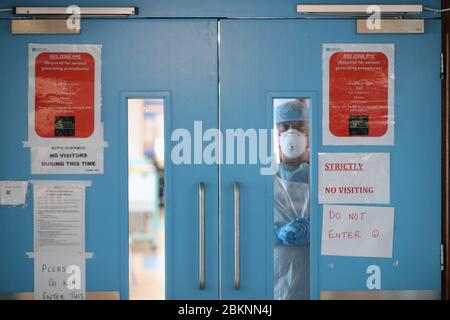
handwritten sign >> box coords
[31,181,89,300]
[318,153,389,204]
[321,205,394,258]
[34,253,85,300]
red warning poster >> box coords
[28,44,104,174]
[28,44,102,146]
[35,52,95,138]
[323,44,394,145]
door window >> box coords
[128,98,165,300]
[273,98,311,300]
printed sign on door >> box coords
[318,153,390,204]
[323,44,394,145]
[27,44,105,174]
[34,52,95,138]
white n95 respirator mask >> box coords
[279,128,307,159]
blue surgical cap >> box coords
[275,99,309,123]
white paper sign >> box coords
[32,181,88,253]
[0,181,28,206]
[26,44,105,175]
[34,253,85,300]
[31,146,104,174]
[321,205,394,258]
[318,153,390,204]
[31,181,89,300]
[323,44,395,145]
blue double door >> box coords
[161,18,441,299]
[0,15,441,300]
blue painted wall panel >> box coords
[0,18,219,299]
[220,18,441,298]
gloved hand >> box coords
[275,218,310,246]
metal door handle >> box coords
[234,182,240,290]
[199,182,205,290]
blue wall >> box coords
[0,17,219,299]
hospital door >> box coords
[219,19,441,299]
[0,19,219,300]
[0,17,441,300]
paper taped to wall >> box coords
[318,153,390,204]
[31,180,90,300]
[34,253,85,300]
[27,44,103,147]
[323,43,395,145]
[0,181,28,206]
[31,146,104,174]
[27,44,106,175]
[32,181,89,253]
[321,205,395,258]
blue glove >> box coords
[275,218,310,246]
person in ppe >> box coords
[273,99,310,300]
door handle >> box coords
[234,182,240,290]
[199,182,205,290]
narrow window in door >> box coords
[128,98,165,300]
[273,98,311,300]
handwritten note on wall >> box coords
[31,181,89,300]
[34,253,85,300]
[321,205,394,258]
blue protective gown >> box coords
[274,162,310,300]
